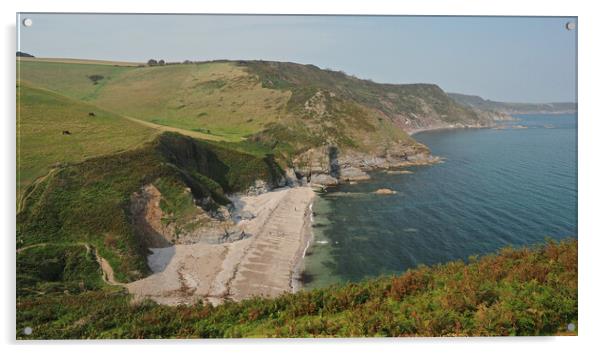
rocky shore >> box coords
[291,144,440,188]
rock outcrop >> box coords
[310,173,339,186]
[293,143,439,187]
[373,188,397,195]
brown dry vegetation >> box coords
[17,239,577,338]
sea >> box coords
[302,114,577,289]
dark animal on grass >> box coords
[62,130,72,135]
[88,112,96,117]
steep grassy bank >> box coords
[17,132,285,283]
[17,239,577,338]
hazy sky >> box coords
[17,14,577,103]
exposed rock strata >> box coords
[293,144,440,187]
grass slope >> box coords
[19,59,483,155]
[16,82,157,196]
[17,239,577,338]
[19,59,291,142]
[17,132,285,283]
[244,60,479,125]
[18,60,135,101]
[91,62,291,141]
[237,60,485,157]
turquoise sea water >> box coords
[303,114,577,289]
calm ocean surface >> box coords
[303,114,577,289]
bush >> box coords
[17,239,577,338]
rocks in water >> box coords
[494,124,528,130]
[386,170,414,175]
[292,143,443,187]
[310,173,339,186]
[373,188,397,195]
[406,152,431,163]
[338,166,370,181]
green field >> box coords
[18,60,135,101]
[17,82,157,197]
[19,60,291,142]
[18,58,478,153]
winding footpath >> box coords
[17,242,124,287]
[18,187,315,305]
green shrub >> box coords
[16,239,577,339]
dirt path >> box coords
[17,168,58,213]
[91,248,124,286]
[17,242,124,287]
[122,115,233,142]
[126,187,315,306]
[19,187,315,305]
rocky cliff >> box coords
[239,61,499,185]
[448,92,577,115]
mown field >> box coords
[17,239,577,338]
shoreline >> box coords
[126,186,315,306]
[291,201,314,293]
[408,124,493,136]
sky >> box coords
[17,14,577,103]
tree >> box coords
[158,59,166,66]
[87,75,104,85]
[147,59,158,66]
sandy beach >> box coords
[126,186,315,306]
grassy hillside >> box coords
[244,60,480,125]
[16,82,157,196]
[17,239,577,338]
[16,59,577,339]
[19,60,291,142]
[18,60,135,101]
[19,59,487,158]
[242,60,481,156]
[17,132,285,283]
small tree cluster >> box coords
[147,59,166,66]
